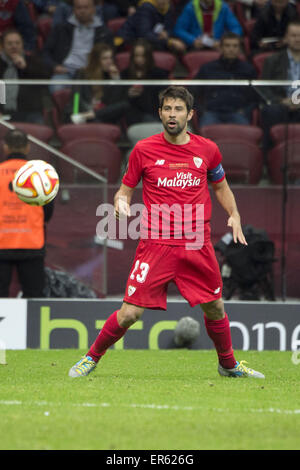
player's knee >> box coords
[200,298,224,320]
[118,303,144,328]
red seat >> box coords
[268,140,300,184]
[182,50,248,78]
[57,123,121,145]
[37,16,53,49]
[0,122,53,141]
[107,17,126,34]
[181,51,220,78]
[51,89,72,130]
[200,124,263,144]
[210,139,264,184]
[0,123,54,162]
[0,138,54,163]
[234,2,256,36]
[59,138,122,183]
[153,51,177,77]
[26,1,38,22]
[115,51,176,77]
[115,52,130,71]
[270,124,300,144]
[252,52,273,78]
[243,18,257,36]
[37,16,53,38]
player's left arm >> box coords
[211,178,248,245]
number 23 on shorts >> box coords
[130,260,150,283]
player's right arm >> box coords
[115,143,143,219]
[114,183,135,219]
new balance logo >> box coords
[155,160,165,165]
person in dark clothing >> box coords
[42,0,113,93]
[0,29,51,123]
[0,129,54,297]
[0,0,36,51]
[194,32,258,126]
[66,42,130,124]
[250,0,299,54]
[109,0,138,17]
[121,38,169,126]
[51,0,122,26]
[260,20,300,149]
[115,0,185,53]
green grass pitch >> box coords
[0,349,300,450]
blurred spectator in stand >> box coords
[172,0,190,19]
[121,38,169,144]
[110,0,138,17]
[42,0,113,93]
[194,32,257,126]
[250,0,299,54]
[66,42,130,124]
[0,0,36,51]
[260,20,300,149]
[30,0,60,17]
[122,39,169,125]
[173,0,243,51]
[115,0,186,53]
[236,0,269,21]
[0,29,51,123]
[0,129,54,298]
[52,0,120,27]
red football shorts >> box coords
[123,240,223,310]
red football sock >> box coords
[204,312,236,369]
[87,311,128,363]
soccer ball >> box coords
[174,316,200,347]
[12,159,59,206]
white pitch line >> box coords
[0,400,300,415]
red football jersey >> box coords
[122,132,225,246]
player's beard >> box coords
[162,120,186,137]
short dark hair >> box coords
[158,86,194,113]
[2,28,23,44]
[4,129,28,150]
[287,19,300,31]
[220,32,242,45]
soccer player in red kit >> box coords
[69,86,265,379]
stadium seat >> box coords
[115,51,177,77]
[181,51,220,79]
[51,89,72,130]
[0,138,54,164]
[209,139,264,184]
[107,17,126,34]
[0,122,54,142]
[182,50,248,79]
[268,140,300,184]
[59,138,122,183]
[37,16,53,49]
[127,122,164,146]
[200,124,263,145]
[270,124,300,144]
[252,52,273,78]
[57,123,121,145]
[0,122,54,162]
[26,1,38,22]
[233,2,256,36]
[243,18,257,36]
